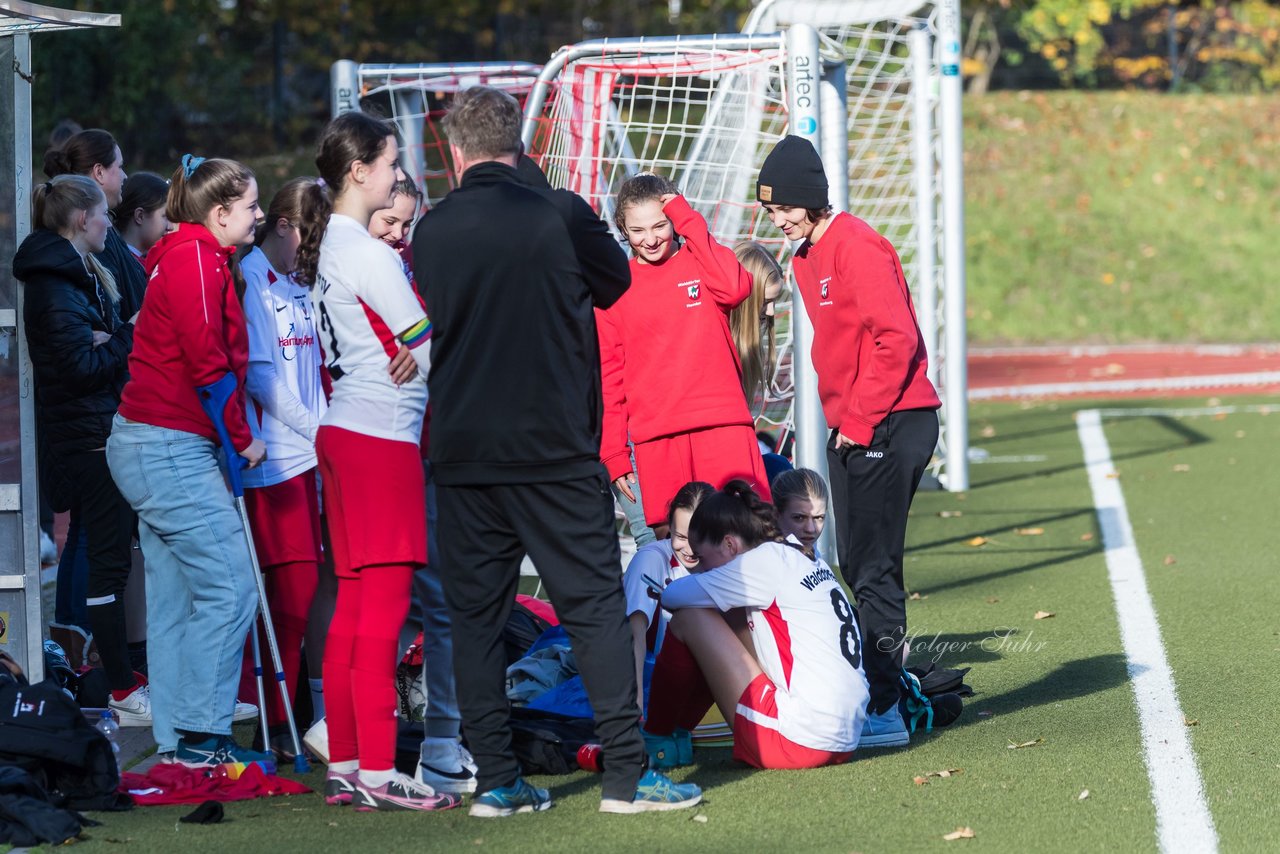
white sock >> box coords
[309,678,325,723]
[358,767,398,788]
[328,759,358,774]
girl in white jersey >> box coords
[293,112,456,813]
[235,177,326,758]
[657,481,868,769]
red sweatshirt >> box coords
[118,223,253,451]
[597,195,754,480]
[791,212,940,446]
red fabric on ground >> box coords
[120,762,310,805]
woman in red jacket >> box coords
[105,155,273,774]
[757,135,940,750]
[598,174,770,532]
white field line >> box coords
[1076,409,1218,854]
[971,343,1280,358]
[971,370,1280,401]
[1099,403,1275,419]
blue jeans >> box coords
[613,444,655,547]
[53,514,89,631]
[106,416,257,751]
[412,460,461,739]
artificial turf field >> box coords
[50,394,1277,853]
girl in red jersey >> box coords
[650,481,868,769]
[236,177,326,758]
[598,174,770,532]
[293,112,456,813]
[757,135,941,749]
[105,155,274,773]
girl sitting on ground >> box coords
[597,173,770,535]
[648,481,868,769]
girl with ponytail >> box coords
[15,175,144,721]
[645,480,868,769]
[298,111,456,813]
[43,129,148,319]
[106,154,272,774]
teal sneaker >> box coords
[175,735,277,776]
[469,777,552,818]
[599,769,702,814]
[860,706,910,748]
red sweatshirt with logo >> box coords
[118,222,253,451]
[791,211,940,446]
[597,195,754,480]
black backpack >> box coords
[0,676,131,811]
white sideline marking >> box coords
[1100,404,1274,419]
[1076,409,1218,854]
[972,370,1280,400]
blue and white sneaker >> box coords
[175,735,276,776]
[860,706,910,748]
[599,769,702,813]
[469,777,552,818]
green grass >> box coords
[965,91,1280,344]
[48,393,1274,852]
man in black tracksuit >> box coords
[413,87,701,815]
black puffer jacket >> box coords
[14,229,134,460]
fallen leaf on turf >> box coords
[1015,527,1045,536]
[1163,555,1177,566]
[939,510,963,518]
[1034,610,1055,620]
[1080,532,1094,541]
[977,710,994,717]
[980,424,996,438]
[1184,716,1199,727]
[1207,397,1221,407]
[943,827,976,841]
[1236,430,1246,438]
[1173,464,1191,472]
[693,814,708,823]
[1079,789,1090,801]
[914,776,929,785]
[967,536,989,547]
[909,591,928,600]
[327,822,339,827]
[1008,738,1044,749]
[1106,471,1120,479]
[927,768,962,779]
[1213,412,1227,421]
[986,597,1000,604]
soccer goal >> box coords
[330,60,543,211]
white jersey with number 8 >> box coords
[681,541,869,752]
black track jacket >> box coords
[413,161,630,486]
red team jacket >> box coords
[596,196,755,480]
[118,222,254,452]
[791,211,940,446]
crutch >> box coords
[198,372,310,773]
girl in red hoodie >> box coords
[756,135,941,750]
[598,174,770,532]
[106,155,274,774]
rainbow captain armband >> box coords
[399,317,432,350]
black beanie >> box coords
[757,135,828,209]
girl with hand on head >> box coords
[106,155,272,774]
[235,177,327,759]
[43,129,148,321]
[597,174,771,535]
[757,135,940,748]
[113,172,170,263]
[15,175,145,723]
[295,112,456,813]
[649,481,868,769]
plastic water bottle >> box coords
[96,710,121,759]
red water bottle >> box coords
[577,743,605,772]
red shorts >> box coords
[244,470,322,568]
[732,673,854,770]
[632,424,771,527]
[316,426,426,578]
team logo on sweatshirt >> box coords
[687,282,700,300]
[820,280,830,300]
[679,278,702,307]
[819,276,833,306]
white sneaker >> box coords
[108,684,152,726]
[232,698,258,723]
[303,717,330,764]
[39,530,57,566]
[416,736,477,794]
